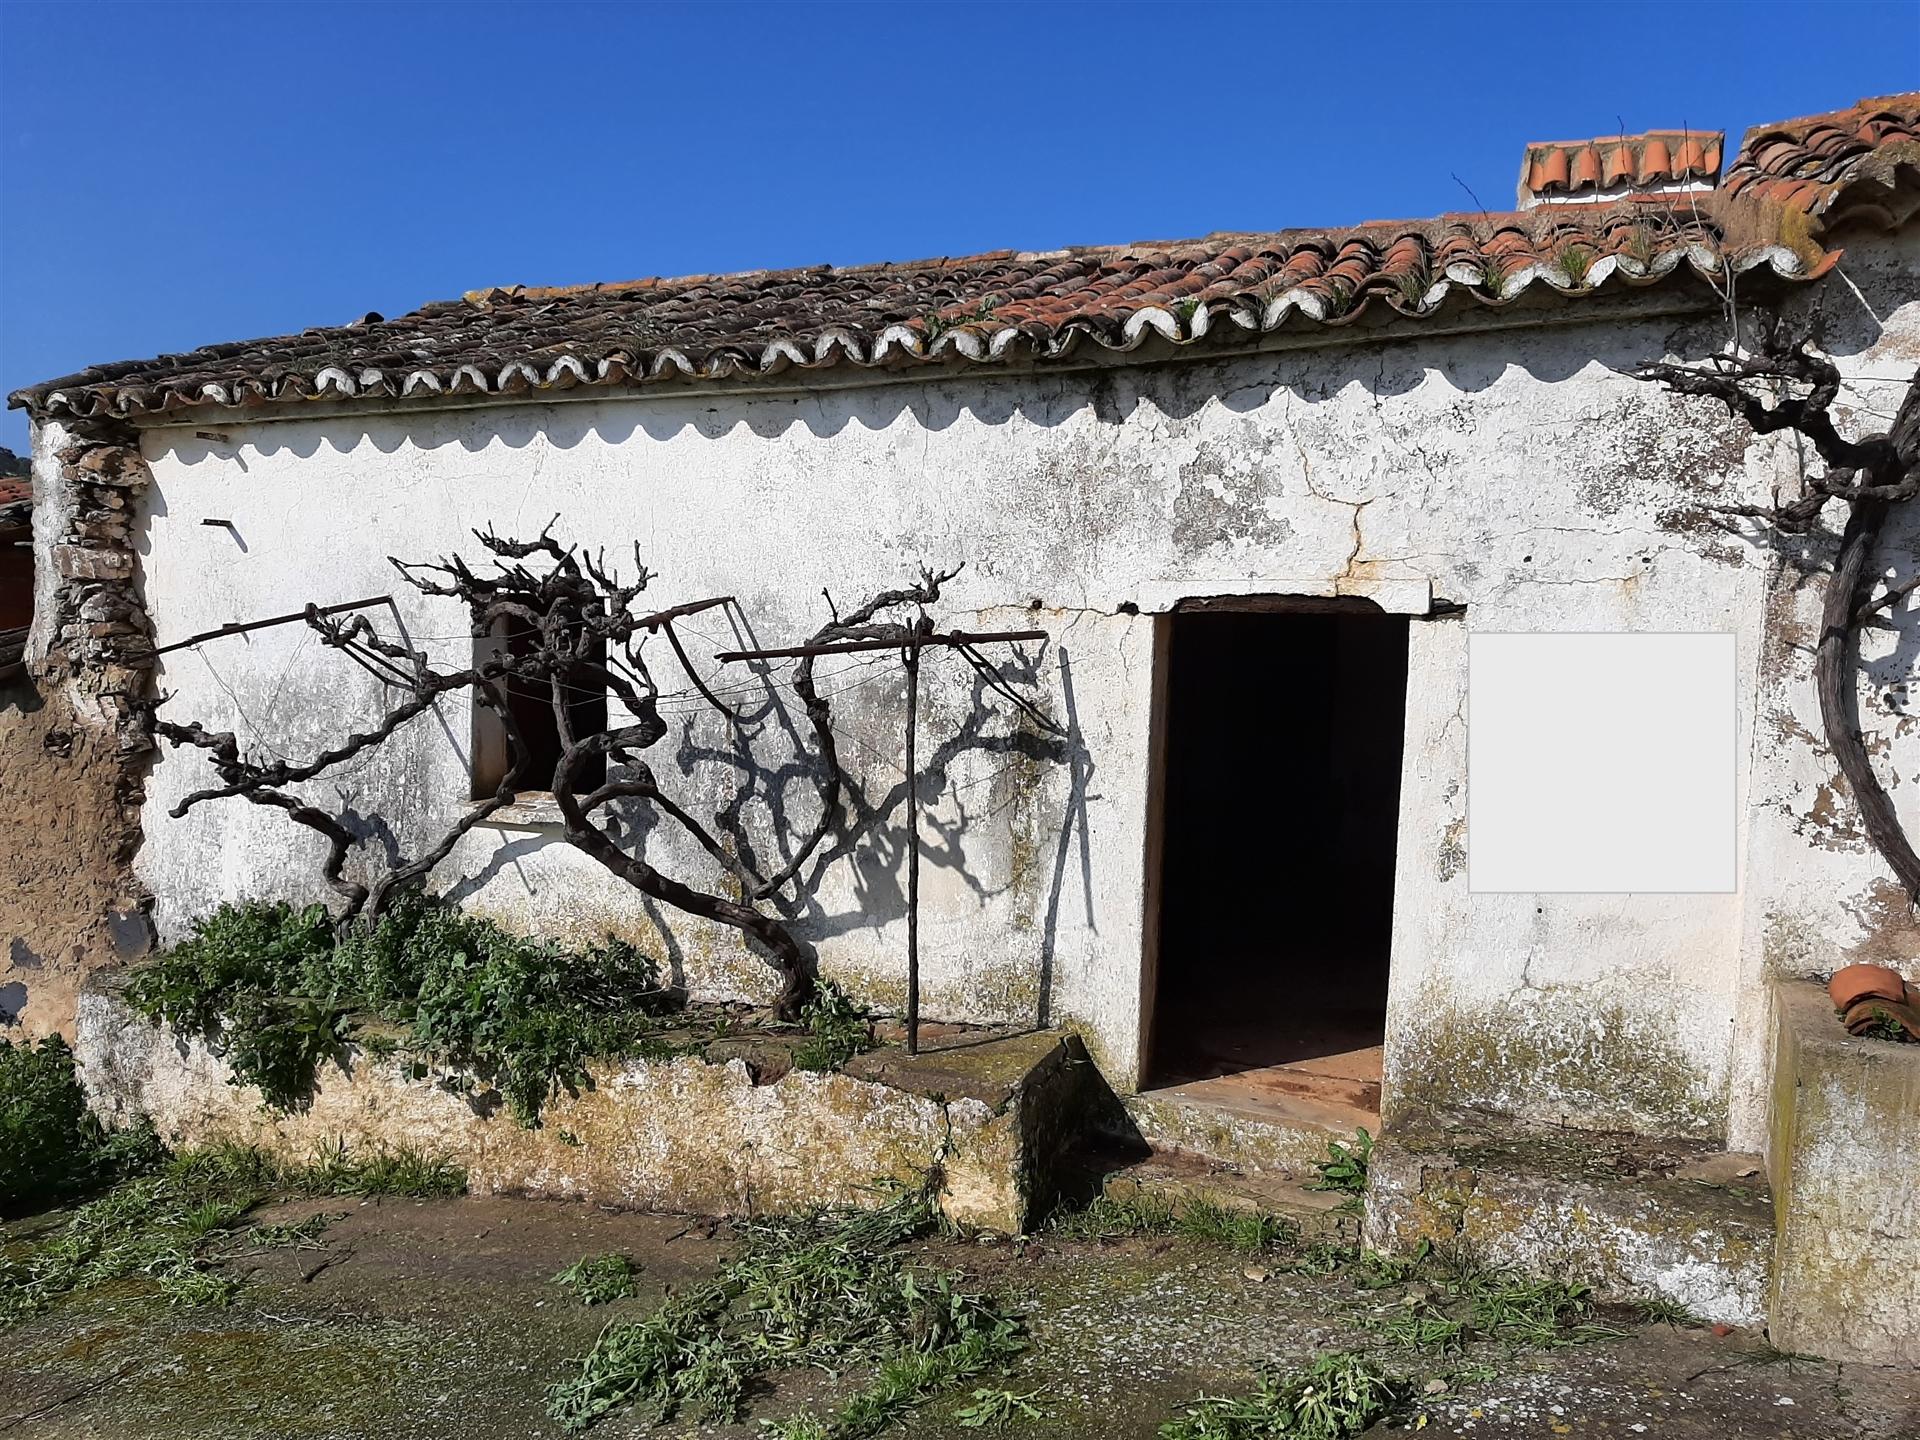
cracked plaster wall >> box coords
[116,239,1920,1132]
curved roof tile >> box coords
[11,92,1916,425]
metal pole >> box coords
[153,595,393,656]
[903,632,921,1055]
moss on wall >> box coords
[1389,992,1721,1141]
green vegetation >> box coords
[1046,1189,1176,1241]
[553,1252,642,1306]
[1173,1197,1297,1256]
[546,1192,1023,1435]
[127,898,895,1127]
[126,896,678,1125]
[1159,1353,1404,1440]
[1047,1189,1295,1255]
[1631,1294,1702,1329]
[1,1034,161,1215]
[921,300,1000,342]
[1348,1249,1627,1354]
[1389,266,1434,308]
[954,1387,1045,1429]
[1308,1130,1372,1195]
[0,1138,463,1328]
[792,981,876,1073]
[1454,1271,1625,1349]
[1857,1006,1910,1043]
[1557,243,1596,286]
[283,1138,466,1199]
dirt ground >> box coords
[2,1194,1914,1440]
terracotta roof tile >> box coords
[1522,129,1721,202]
[10,92,1916,425]
[1724,92,1920,226]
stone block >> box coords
[1364,1111,1773,1325]
[52,544,131,581]
[1768,979,1920,1365]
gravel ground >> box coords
[2,1194,1914,1439]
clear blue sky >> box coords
[2,0,1916,452]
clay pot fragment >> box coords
[1828,963,1910,1013]
[1841,996,1920,1042]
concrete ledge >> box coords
[1769,979,1920,1365]
[74,972,1088,1234]
[1363,1112,1772,1326]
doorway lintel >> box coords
[1133,577,1432,616]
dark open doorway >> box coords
[1143,602,1410,1106]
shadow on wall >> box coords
[433,616,1096,1022]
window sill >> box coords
[470,793,570,830]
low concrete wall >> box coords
[1769,980,1920,1365]
[75,973,1085,1234]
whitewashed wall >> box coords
[123,231,1920,1145]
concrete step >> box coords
[1364,1112,1773,1327]
[1097,1146,1356,1235]
[1121,1072,1376,1181]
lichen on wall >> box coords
[1387,986,1723,1140]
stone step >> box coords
[1097,1146,1355,1235]
[1363,1112,1773,1327]
[1120,1072,1376,1181]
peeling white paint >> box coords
[111,230,1920,1141]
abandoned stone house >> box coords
[6,93,1919,1360]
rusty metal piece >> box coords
[154,595,393,656]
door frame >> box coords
[1133,592,1403,1090]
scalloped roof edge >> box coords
[11,92,1916,425]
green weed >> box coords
[1389,266,1435,307]
[762,1416,834,1440]
[286,1140,465,1198]
[547,1192,1022,1433]
[0,1138,460,1328]
[1045,1190,1177,1241]
[954,1386,1044,1429]
[1361,1302,1466,1352]
[126,895,676,1125]
[232,1210,342,1252]
[1558,243,1596,285]
[1308,1130,1372,1195]
[1159,1352,1404,1440]
[922,300,1000,342]
[1281,1239,1361,1276]
[1348,1243,1426,1291]
[792,981,876,1073]
[1631,1294,1702,1329]
[1,1035,162,1215]
[1174,1198,1297,1255]
[1857,1006,1908,1042]
[1449,1269,1626,1349]
[554,1253,641,1306]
